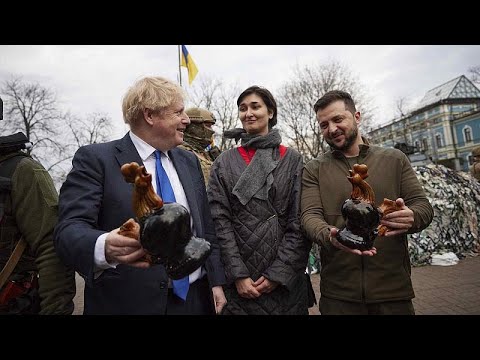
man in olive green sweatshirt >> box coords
[301,90,433,315]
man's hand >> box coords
[380,198,414,236]
[329,227,377,256]
[211,286,227,314]
[105,228,150,268]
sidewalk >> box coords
[308,254,480,315]
[73,255,480,315]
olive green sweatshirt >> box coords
[0,152,75,314]
[301,143,433,303]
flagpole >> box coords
[178,45,183,87]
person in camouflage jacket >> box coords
[0,150,76,314]
[179,107,221,185]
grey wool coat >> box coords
[207,146,311,315]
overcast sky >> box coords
[1,45,479,139]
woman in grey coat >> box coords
[207,86,311,315]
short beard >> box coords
[326,126,358,152]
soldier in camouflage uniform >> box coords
[180,107,221,185]
[0,98,76,315]
[471,146,480,181]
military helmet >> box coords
[473,146,480,157]
[185,107,216,125]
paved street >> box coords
[73,255,480,315]
[73,274,84,315]
[308,254,480,315]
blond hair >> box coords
[122,76,186,127]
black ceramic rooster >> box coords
[118,162,211,279]
[337,164,399,251]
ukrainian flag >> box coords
[180,45,199,85]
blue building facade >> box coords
[368,75,480,171]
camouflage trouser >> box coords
[306,243,321,274]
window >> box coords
[453,104,474,113]
[463,126,473,143]
[435,133,443,148]
[422,138,429,151]
[469,155,474,166]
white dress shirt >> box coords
[94,131,203,283]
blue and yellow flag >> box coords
[180,45,198,85]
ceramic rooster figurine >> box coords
[337,164,399,251]
[118,162,211,279]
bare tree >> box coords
[66,112,113,148]
[187,75,241,151]
[276,61,376,161]
[394,96,413,146]
[189,77,222,110]
[1,77,69,174]
[1,76,114,188]
[468,66,480,85]
[50,111,115,185]
[395,96,410,118]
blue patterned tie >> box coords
[154,150,190,301]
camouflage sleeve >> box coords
[11,158,76,314]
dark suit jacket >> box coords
[54,133,225,314]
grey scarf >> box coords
[225,128,282,205]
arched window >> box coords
[435,133,443,148]
[422,138,429,151]
[463,126,473,143]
